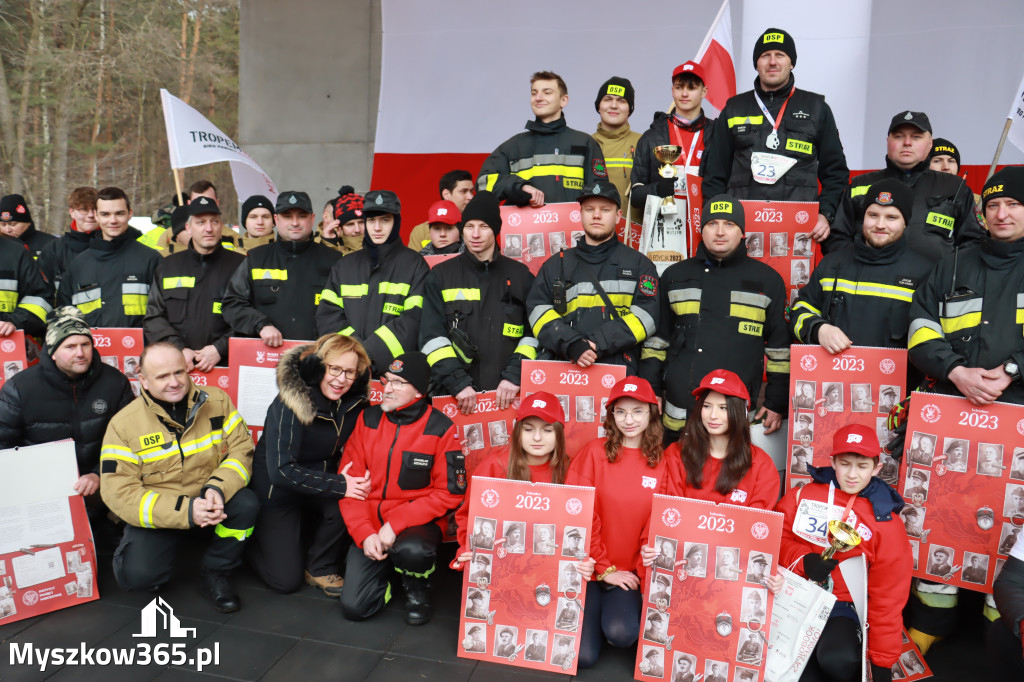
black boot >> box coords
[401,575,432,625]
[199,569,240,613]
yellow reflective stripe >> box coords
[18,300,47,322]
[793,312,817,341]
[514,164,585,182]
[766,360,790,373]
[850,185,870,198]
[374,326,403,358]
[78,297,102,314]
[163,276,196,289]
[378,282,411,297]
[566,293,632,313]
[621,312,647,343]
[213,524,254,542]
[224,410,244,435]
[100,444,138,463]
[180,432,223,457]
[730,304,766,322]
[514,341,538,359]
[909,326,942,348]
[123,294,147,315]
[404,295,423,310]
[212,301,222,314]
[820,278,915,303]
[221,458,250,484]
[481,173,499,192]
[604,157,633,168]
[251,268,288,281]
[941,313,982,333]
[641,348,667,361]
[671,301,700,316]
[336,326,356,336]
[339,284,369,297]
[139,444,180,463]
[503,323,524,337]
[0,291,15,312]
[320,288,343,307]
[1017,309,1024,325]
[442,288,481,302]
[791,300,821,316]
[427,345,457,366]
[382,302,404,316]
[533,308,561,335]
[139,491,158,529]
[727,115,764,128]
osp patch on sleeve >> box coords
[592,159,608,178]
[639,275,658,297]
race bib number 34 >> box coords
[792,499,856,548]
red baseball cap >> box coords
[518,391,565,424]
[607,377,659,407]
[427,200,460,226]
[691,369,750,408]
[672,60,706,84]
[831,424,880,459]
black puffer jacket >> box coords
[0,348,133,475]
[251,344,369,505]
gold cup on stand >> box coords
[653,144,683,215]
[821,520,861,560]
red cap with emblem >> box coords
[831,423,880,459]
[692,369,750,408]
[607,377,658,406]
[672,60,706,84]
[517,391,565,424]
[427,199,460,226]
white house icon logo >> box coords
[134,597,197,638]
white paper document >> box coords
[11,546,67,588]
[0,498,75,555]
[764,567,837,682]
[235,365,279,427]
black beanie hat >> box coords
[386,352,431,395]
[594,77,635,115]
[0,194,32,226]
[929,138,961,167]
[460,190,502,235]
[170,205,190,238]
[334,185,364,225]
[241,194,275,225]
[982,166,1024,210]
[862,178,914,224]
[702,194,745,232]
[753,28,797,68]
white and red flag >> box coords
[694,0,736,119]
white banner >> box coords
[1005,72,1024,155]
[160,88,278,202]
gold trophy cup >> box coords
[821,520,862,560]
[653,144,684,215]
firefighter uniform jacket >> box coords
[316,241,429,376]
[420,249,537,396]
[15,225,56,261]
[477,114,608,206]
[829,158,984,261]
[592,122,641,208]
[58,227,160,328]
[0,235,53,337]
[221,238,341,342]
[339,398,464,547]
[791,236,933,348]
[909,237,1024,404]
[647,243,789,430]
[100,382,253,530]
[144,243,246,360]
[527,236,660,374]
[38,229,91,300]
[630,111,715,211]
[701,76,849,222]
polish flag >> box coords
[694,0,736,119]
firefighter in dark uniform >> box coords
[701,28,848,246]
[829,111,983,261]
[39,187,101,301]
[316,191,429,376]
[59,186,162,328]
[144,197,246,370]
[477,71,607,207]
[791,179,932,354]
[0,193,56,260]
[239,194,276,252]
[646,195,789,438]
[527,182,660,374]
[0,228,53,339]
[906,166,1024,653]
[222,191,341,346]
[419,191,536,414]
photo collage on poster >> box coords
[898,392,1024,591]
[458,478,595,675]
[890,629,933,680]
[787,346,908,489]
[636,496,783,682]
[497,203,581,276]
[739,200,820,308]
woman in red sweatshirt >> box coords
[670,368,780,509]
[567,377,679,668]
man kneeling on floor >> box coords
[101,342,257,613]
[339,351,465,624]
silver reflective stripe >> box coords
[72,288,102,305]
[664,400,687,420]
[529,304,553,327]
[909,318,942,337]
[509,153,586,173]
[942,297,982,318]
[765,347,790,361]
[731,291,770,308]
[668,288,701,303]
[517,337,539,348]
[0,278,18,291]
[421,336,451,355]
[1018,293,1024,307]
[19,296,52,313]
[122,283,150,295]
[644,335,670,350]
[630,305,656,335]
[566,279,635,300]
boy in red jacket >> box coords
[776,424,912,682]
[339,352,465,625]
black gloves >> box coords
[567,339,592,364]
[656,177,675,198]
[299,353,326,385]
[803,554,838,583]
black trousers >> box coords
[340,523,441,621]
[112,488,259,591]
[248,495,348,593]
[800,616,862,682]
[987,619,1024,679]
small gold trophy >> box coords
[653,144,683,215]
[821,520,862,560]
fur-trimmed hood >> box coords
[276,344,370,425]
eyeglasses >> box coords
[612,408,649,420]
[325,365,358,380]
[379,375,410,388]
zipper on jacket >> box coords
[377,424,401,525]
